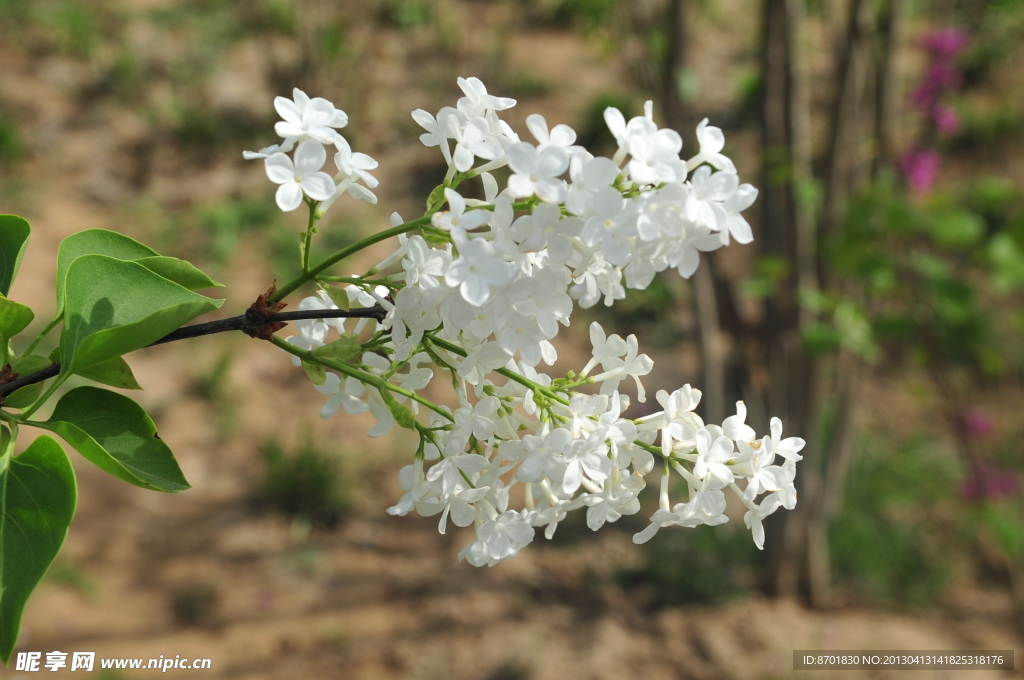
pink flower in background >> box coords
[900,28,968,193]
[933,105,960,137]
[960,463,1018,502]
[960,409,994,439]
[923,28,969,56]
[910,61,961,110]
[899,149,941,193]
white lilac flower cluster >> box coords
[244,88,380,211]
[255,77,804,566]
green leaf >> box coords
[134,256,223,291]
[55,229,158,315]
[931,210,985,248]
[802,323,841,355]
[0,295,33,340]
[302,360,327,385]
[60,255,222,375]
[425,184,447,215]
[1,354,52,409]
[0,435,77,663]
[48,347,142,390]
[312,337,361,362]
[38,386,189,492]
[0,215,31,297]
[319,285,350,311]
[379,388,417,430]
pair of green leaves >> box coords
[56,229,224,378]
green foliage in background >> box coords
[821,174,1024,374]
[262,440,351,529]
[639,523,758,605]
[830,436,959,607]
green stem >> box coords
[21,374,67,419]
[423,333,673,461]
[316,276,401,286]
[21,314,62,358]
[301,200,318,273]
[270,335,453,422]
[271,216,432,304]
[424,333,571,407]
[0,418,16,472]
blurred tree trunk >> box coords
[874,0,907,176]
[650,0,728,426]
[758,0,821,600]
[759,0,892,607]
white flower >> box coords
[243,139,295,160]
[507,142,569,204]
[585,473,643,531]
[580,187,637,266]
[734,437,786,502]
[770,416,805,461]
[590,334,654,402]
[498,313,551,367]
[510,267,573,338]
[693,428,736,484]
[557,393,609,438]
[570,257,626,308]
[687,118,736,173]
[274,88,347,144]
[453,396,502,442]
[387,459,427,516]
[456,341,513,385]
[456,76,516,117]
[431,188,491,236]
[411,106,460,165]
[449,116,501,172]
[581,321,627,377]
[264,140,336,211]
[438,486,489,534]
[679,486,729,522]
[566,154,620,216]
[315,372,368,419]
[515,429,571,483]
[525,113,577,151]
[512,203,581,268]
[402,235,450,289]
[625,117,686,185]
[480,509,535,560]
[744,492,782,550]
[722,401,756,442]
[717,183,757,246]
[334,136,379,188]
[427,452,490,497]
[685,165,739,232]
[445,235,513,306]
[562,429,612,494]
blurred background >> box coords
[2,0,1023,678]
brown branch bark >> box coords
[0,305,387,398]
[873,0,907,177]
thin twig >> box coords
[0,305,387,397]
